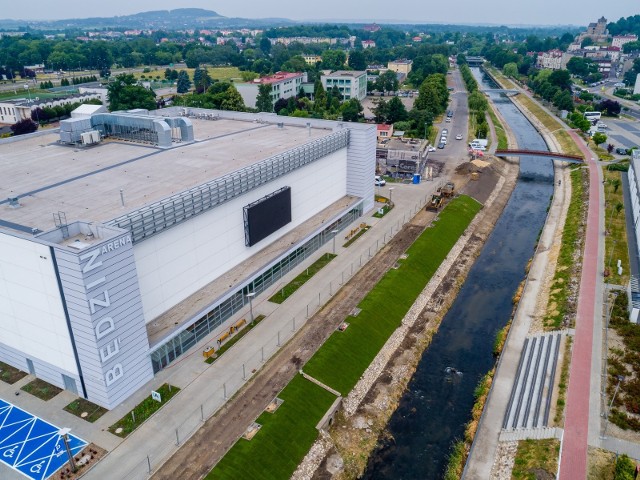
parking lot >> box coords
[0,399,87,480]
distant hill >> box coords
[0,8,294,31]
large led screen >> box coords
[243,187,292,247]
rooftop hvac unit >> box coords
[81,130,101,146]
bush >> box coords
[614,454,636,480]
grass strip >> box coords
[21,378,62,401]
[603,170,630,286]
[343,225,370,248]
[268,253,337,304]
[554,336,573,425]
[206,375,336,480]
[487,105,509,150]
[205,315,266,364]
[544,167,587,329]
[304,195,482,395]
[0,361,28,384]
[511,438,560,480]
[372,203,393,218]
[64,398,108,423]
[108,383,180,437]
[443,369,494,480]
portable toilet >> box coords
[412,174,421,184]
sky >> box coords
[2,1,639,26]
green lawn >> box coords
[512,439,560,479]
[207,375,336,480]
[304,195,482,395]
[21,378,62,401]
[603,170,630,286]
[487,105,509,149]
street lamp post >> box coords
[389,187,394,207]
[246,292,255,325]
[602,375,625,438]
[331,229,339,255]
[58,428,77,473]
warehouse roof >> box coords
[0,115,333,233]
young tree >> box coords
[255,83,273,112]
[11,118,38,136]
[176,70,191,93]
[219,85,246,111]
[592,132,607,147]
[502,62,518,78]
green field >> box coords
[133,66,243,82]
[304,195,482,395]
[207,375,336,480]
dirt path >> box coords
[152,209,438,480]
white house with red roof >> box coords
[236,71,307,109]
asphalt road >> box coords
[428,69,470,164]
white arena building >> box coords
[0,108,376,409]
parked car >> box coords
[375,175,386,186]
[440,137,447,145]
[442,129,449,135]
[438,142,445,149]
[427,145,436,152]
[616,147,628,155]
[456,134,463,140]
[445,117,451,123]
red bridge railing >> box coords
[494,149,584,161]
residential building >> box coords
[0,92,103,125]
[321,71,368,101]
[536,50,564,70]
[612,34,638,49]
[363,23,381,32]
[0,100,31,125]
[376,124,394,141]
[362,40,376,49]
[387,59,413,76]
[303,54,322,65]
[235,71,306,109]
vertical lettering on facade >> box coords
[79,235,132,390]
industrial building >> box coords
[0,108,375,409]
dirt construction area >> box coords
[151,156,511,480]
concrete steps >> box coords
[502,332,562,430]
[499,426,563,442]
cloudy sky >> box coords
[3,1,638,25]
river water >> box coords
[362,69,555,479]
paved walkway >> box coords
[558,130,603,480]
[82,181,444,480]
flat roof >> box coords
[0,118,332,233]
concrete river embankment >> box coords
[362,69,555,479]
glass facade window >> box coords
[149,202,364,373]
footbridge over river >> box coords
[482,88,520,96]
[495,149,584,163]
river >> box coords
[362,68,555,479]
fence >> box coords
[105,193,434,480]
